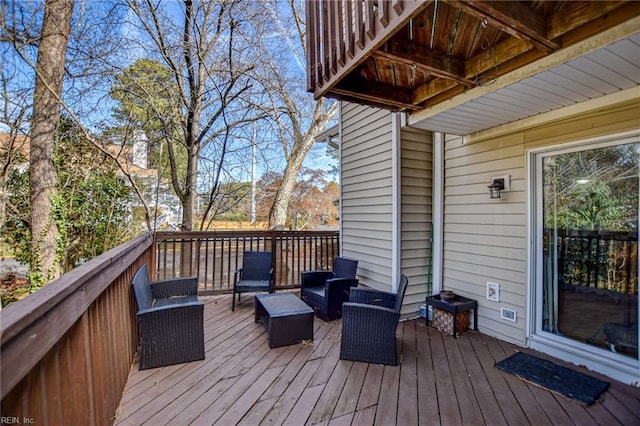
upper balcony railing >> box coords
[305,0,426,102]
[0,230,339,424]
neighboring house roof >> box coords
[314,125,339,150]
[0,133,157,178]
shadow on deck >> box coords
[114,293,640,425]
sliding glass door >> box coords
[535,136,638,363]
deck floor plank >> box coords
[214,365,286,426]
[113,294,640,426]
[466,332,533,425]
[396,322,419,426]
[332,360,368,418]
[485,335,553,425]
[258,359,323,425]
[441,330,484,424]
[415,322,439,425]
[355,363,384,411]
[307,358,353,424]
[373,363,401,425]
[126,319,267,424]
[428,326,463,425]
[457,333,508,426]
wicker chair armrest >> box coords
[341,303,400,334]
[234,268,243,284]
[349,287,396,309]
[151,276,198,298]
[325,277,359,296]
[137,300,204,316]
[301,271,335,289]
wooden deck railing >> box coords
[1,235,153,425]
[305,0,426,98]
[550,228,638,295]
[154,230,341,293]
[0,230,339,423]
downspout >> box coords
[391,113,402,291]
[432,132,444,294]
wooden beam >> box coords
[547,1,626,40]
[413,78,458,105]
[332,77,420,111]
[447,0,559,52]
[378,40,477,86]
[464,37,533,78]
[553,2,640,47]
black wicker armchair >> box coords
[339,274,408,365]
[232,251,274,311]
[131,264,205,370]
[300,257,359,321]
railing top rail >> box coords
[1,234,153,399]
[550,228,638,241]
[155,230,340,241]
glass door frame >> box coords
[527,130,640,384]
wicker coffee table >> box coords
[255,293,314,348]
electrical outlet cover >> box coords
[487,282,500,302]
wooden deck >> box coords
[114,294,640,426]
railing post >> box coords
[271,230,278,285]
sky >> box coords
[2,0,338,185]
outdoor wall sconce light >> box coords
[488,175,510,199]
[488,178,505,199]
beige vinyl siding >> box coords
[400,127,433,316]
[341,103,394,290]
[442,98,640,346]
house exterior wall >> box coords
[401,126,433,315]
[341,103,394,291]
[442,98,640,346]
[341,103,434,316]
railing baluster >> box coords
[345,0,354,58]
[365,0,375,40]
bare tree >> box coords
[126,0,259,231]
[1,0,147,283]
[244,0,338,230]
[0,67,31,230]
[28,0,73,284]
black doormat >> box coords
[495,352,609,405]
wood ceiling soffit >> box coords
[377,40,477,86]
[332,77,418,111]
[446,0,559,52]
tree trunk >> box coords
[268,142,309,230]
[29,0,73,285]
